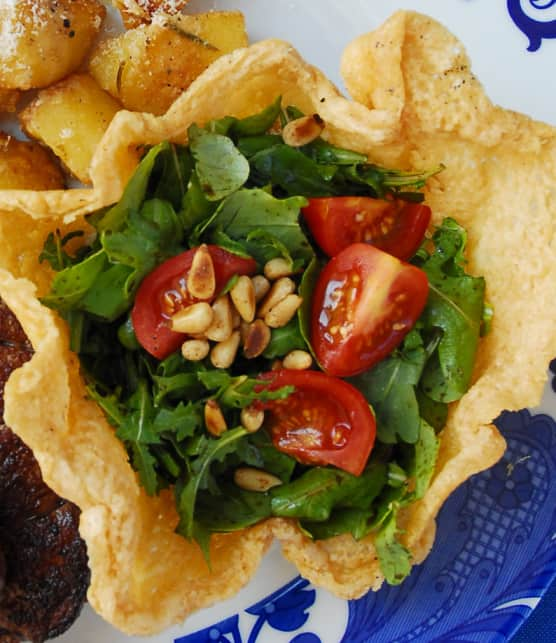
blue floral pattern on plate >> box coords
[507,0,556,51]
[179,405,556,643]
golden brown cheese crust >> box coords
[0,10,554,635]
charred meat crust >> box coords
[0,298,90,643]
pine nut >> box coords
[181,339,210,361]
[230,275,256,322]
[257,277,296,318]
[231,306,241,329]
[243,319,271,359]
[264,257,294,281]
[171,302,214,334]
[233,467,282,492]
[282,114,325,147]
[240,405,265,433]
[210,330,240,369]
[283,349,313,370]
[271,359,283,371]
[206,295,233,342]
[251,275,271,302]
[204,399,227,437]
[188,244,215,299]
[265,294,303,328]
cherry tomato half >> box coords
[302,196,431,260]
[311,243,429,377]
[131,245,256,358]
[258,369,376,476]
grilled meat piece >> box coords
[0,298,90,642]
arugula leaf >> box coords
[417,218,486,402]
[229,96,282,137]
[175,427,248,540]
[195,483,272,532]
[188,124,250,201]
[263,319,308,359]
[374,512,412,585]
[270,462,387,522]
[411,420,440,500]
[301,508,372,541]
[349,332,426,444]
[96,142,170,234]
[43,198,183,321]
[39,230,86,270]
[151,143,194,210]
[249,144,338,196]
[195,188,312,266]
[130,443,160,496]
[152,402,202,441]
[197,371,294,410]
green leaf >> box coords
[195,483,272,532]
[180,170,216,233]
[263,319,308,359]
[270,462,387,522]
[412,420,440,500]
[374,512,412,585]
[152,401,203,441]
[196,188,312,266]
[301,508,372,541]
[349,333,427,444]
[418,218,486,402]
[175,427,248,540]
[188,124,250,201]
[39,229,86,270]
[116,381,160,445]
[40,250,108,312]
[131,443,160,496]
[249,144,338,196]
[229,96,282,137]
[96,142,169,233]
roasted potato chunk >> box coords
[112,1,192,28]
[0,133,64,190]
[162,11,249,53]
[0,0,106,90]
[19,74,121,184]
[89,22,224,115]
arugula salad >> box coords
[40,98,488,585]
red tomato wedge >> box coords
[311,243,429,377]
[258,369,376,476]
[302,196,431,260]
[132,245,256,358]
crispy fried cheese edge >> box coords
[0,10,554,633]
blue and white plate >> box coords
[55,1,556,641]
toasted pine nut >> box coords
[240,405,265,433]
[283,349,313,370]
[181,339,210,361]
[257,277,296,318]
[206,295,233,342]
[264,257,294,281]
[271,359,283,371]
[188,244,215,299]
[230,275,256,322]
[204,399,227,437]
[265,294,303,328]
[234,467,282,492]
[243,319,271,359]
[171,302,214,334]
[210,330,240,369]
[251,275,271,302]
[282,114,325,147]
[231,306,241,329]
